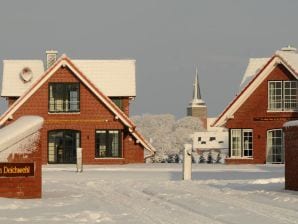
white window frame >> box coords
[268,80,298,112]
[230,129,253,158]
[283,81,297,110]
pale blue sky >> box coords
[0,0,298,117]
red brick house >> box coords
[212,46,298,164]
[0,51,155,164]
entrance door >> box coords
[266,129,284,164]
[48,130,80,164]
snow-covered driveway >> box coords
[0,164,297,224]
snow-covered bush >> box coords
[207,151,213,164]
[132,114,204,162]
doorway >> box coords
[48,130,80,164]
[266,129,284,164]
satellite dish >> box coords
[20,67,33,82]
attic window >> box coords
[20,67,33,82]
[49,83,80,113]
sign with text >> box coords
[0,163,34,177]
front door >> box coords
[48,130,80,164]
[266,129,284,164]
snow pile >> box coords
[0,116,44,161]
[283,120,298,127]
[250,178,285,185]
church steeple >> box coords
[189,67,205,106]
[187,66,207,129]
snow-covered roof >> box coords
[239,58,269,91]
[275,50,298,74]
[213,46,298,127]
[1,59,136,97]
[207,118,227,132]
[1,60,44,97]
[72,60,136,97]
[0,116,44,153]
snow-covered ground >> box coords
[0,164,297,224]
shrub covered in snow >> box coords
[132,114,204,162]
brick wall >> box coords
[283,124,298,191]
[187,107,207,129]
[225,64,298,164]
[0,131,42,198]
[6,66,144,164]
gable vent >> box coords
[20,67,33,82]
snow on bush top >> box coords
[132,114,204,160]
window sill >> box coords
[48,112,81,115]
[95,158,124,160]
[267,110,298,113]
[228,157,253,159]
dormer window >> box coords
[110,97,123,111]
[49,83,80,113]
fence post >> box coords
[76,147,83,172]
[183,144,192,180]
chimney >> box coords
[281,45,297,52]
[46,50,58,69]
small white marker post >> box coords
[183,144,192,180]
[76,147,83,172]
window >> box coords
[198,137,202,142]
[48,130,80,164]
[268,81,297,111]
[95,130,122,158]
[284,81,297,110]
[209,137,216,141]
[266,129,284,163]
[49,83,80,112]
[110,97,123,111]
[230,129,253,158]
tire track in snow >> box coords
[143,182,298,224]
[88,180,225,224]
[112,181,226,224]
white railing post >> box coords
[76,147,83,172]
[183,144,192,180]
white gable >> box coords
[72,60,136,97]
[1,60,44,97]
[1,59,136,97]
